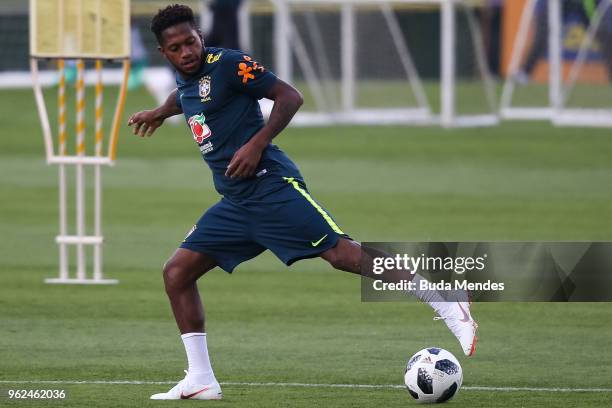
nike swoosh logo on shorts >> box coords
[311,234,328,247]
[180,387,209,399]
[458,302,471,323]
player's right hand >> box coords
[127,110,164,137]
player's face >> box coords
[158,22,204,75]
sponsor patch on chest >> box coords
[188,113,212,147]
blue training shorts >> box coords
[180,177,348,272]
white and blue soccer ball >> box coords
[404,347,463,404]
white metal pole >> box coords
[548,0,562,113]
[341,2,355,112]
[274,0,292,83]
[380,3,430,112]
[30,59,55,161]
[94,164,102,280]
[291,28,330,112]
[441,0,456,127]
[303,10,338,107]
[465,6,497,113]
[200,0,213,40]
[75,59,86,280]
[58,165,68,280]
[238,0,251,52]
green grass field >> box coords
[1,87,612,407]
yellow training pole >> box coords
[57,59,68,280]
[58,59,67,155]
[94,59,103,280]
[75,59,86,280]
[94,59,103,157]
[76,59,86,156]
[108,59,130,161]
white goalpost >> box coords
[30,0,131,284]
[270,0,499,127]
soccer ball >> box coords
[404,347,463,404]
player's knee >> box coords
[162,261,190,292]
[326,248,360,273]
[329,256,348,271]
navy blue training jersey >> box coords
[175,47,302,200]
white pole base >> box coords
[553,109,612,127]
[56,235,103,245]
[47,155,114,166]
[45,278,119,285]
[500,107,555,120]
[291,108,434,126]
[442,114,500,128]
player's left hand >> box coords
[225,141,264,179]
[127,109,164,138]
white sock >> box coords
[181,332,217,385]
[408,273,448,315]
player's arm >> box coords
[127,89,183,137]
[225,80,303,178]
[255,79,304,146]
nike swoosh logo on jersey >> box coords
[458,302,471,323]
[180,387,209,399]
[311,234,328,247]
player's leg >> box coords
[318,237,416,281]
[317,237,429,285]
[151,248,222,400]
[163,247,216,333]
[256,177,477,355]
[320,238,478,356]
[152,199,264,400]
[318,236,361,273]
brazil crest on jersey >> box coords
[175,47,302,200]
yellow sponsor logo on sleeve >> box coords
[207,53,222,64]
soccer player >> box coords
[128,4,478,400]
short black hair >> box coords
[150,4,198,44]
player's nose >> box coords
[180,46,193,59]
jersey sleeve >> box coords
[223,50,278,99]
